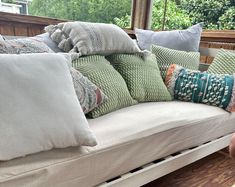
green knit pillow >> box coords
[72,55,137,118]
[151,45,200,80]
[208,49,235,75]
[106,53,172,102]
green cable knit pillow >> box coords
[106,53,172,102]
[72,55,137,118]
[151,45,200,80]
[208,49,235,75]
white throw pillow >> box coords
[0,53,97,161]
[135,23,203,52]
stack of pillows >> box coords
[136,23,235,112]
[0,21,234,160]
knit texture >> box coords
[208,49,235,75]
[165,64,235,112]
[107,53,172,102]
[45,21,140,56]
[72,55,137,118]
[151,45,200,80]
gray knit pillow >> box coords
[45,21,141,56]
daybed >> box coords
[0,101,235,187]
[0,27,235,187]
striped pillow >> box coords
[208,49,235,75]
[151,45,200,80]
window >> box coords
[151,0,235,30]
[28,0,132,28]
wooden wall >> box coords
[0,12,64,36]
[0,11,235,64]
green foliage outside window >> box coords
[29,0,131,24]
[151,0,191,30]
[27,0,235,30]
[180,0,235,30]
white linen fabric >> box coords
[135,23,203,51]
[0,102,234,187]
[0,53,97,160]
[45,21,141,56]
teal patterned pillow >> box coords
[106,53,172,102]
[165,64,235,112]
[151,45,200,80]
[208,49,235,75]
[71,68,107,114]
[72,55,137,118]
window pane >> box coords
[151,0,235,30]
[28,0,132,28]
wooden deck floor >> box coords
[144,148,235,187]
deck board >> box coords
[144,149,235,187]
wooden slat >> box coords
[0,12,66,25]
[98,134,232,187]
[27,25,44,36]
[13,23,28,36]
[0,12,65,37]
[199,41,209,63]
[0,21,14,35]
[201,31,235,43]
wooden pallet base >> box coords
[98,133,232,187]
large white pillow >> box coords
[0,53,97,160]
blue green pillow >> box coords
[165,64,235,112]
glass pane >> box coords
[28,0,132,28]
[151,0,235,30]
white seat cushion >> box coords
[0,102,234,186]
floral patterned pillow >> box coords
[0,38,54,54]
[71,67,107,114]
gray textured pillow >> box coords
[32,33,64,52]
[135,23,203,52]
[0,53,97,160]
[45,21,141,56]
